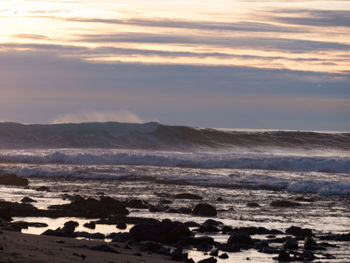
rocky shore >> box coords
[1,174,350,262]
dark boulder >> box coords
[0,200,39,218]
[116,222,127,230]
[111,233,131,243]
[304,236,318,250]
[126,199,148,209]
[192,203,217,217]
[48,196,128,218]
[286,226,312,238]
[36,186,50,191]
[227,232,254,250]
[83,221,96,229]
[0,174,28,186]
[129,219,191,244]
[276,250,291,261]
[247,202,260,207]
[283,238,299,250]
[20,197,36,203]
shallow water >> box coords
[2,173,350,262]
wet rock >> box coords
[0,174,28,186]
[180,236,214,251]
[148,204,168,212]
[74,231,105,239]
[197,257,217,263]
[36,186,50,192]
[139,241,162,252]
[42,229,64,237]
[247,202,260,207]
[20,197,36,203]
[61,221,78,236]
[174,193,203,200]
[111,233,131,242]
[286,226,312,238]
[209,248,218,256]
[197,224,220,233]
[48,196,128,218]
[304,236,318,250]
[216,197,223,201]
[283,238,299,250]
[271,200,301,208]
[178,207,192,214]
[298,250,316,261]
[0,200,39,218]
[320,232,350,241]
[170,247,188,261]
[232,226,282,235]
[219,253,229,259]
[192,203,217,217]
[227,232,254,250]
[129,219,191,244]
[126,199,149,209]
[276,250,291,261]
[116,222,127,230]
[83,221,96,229]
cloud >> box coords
[78,32,350,53]
[13,34,50,40]
[269,9,350,27]
[64,17,305,33]
[52,110,143,124]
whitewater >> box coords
[0,122,349,196]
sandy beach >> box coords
[0,230,176,263]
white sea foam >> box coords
[0,149,349,173]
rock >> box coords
[283,238,299,249]
[0,174,28,186]
[36,186,50,191]
[304,236,317,250]
[160,199,172,204]
[148,204,168,212]
[83,221,96,229]
[192,203,217,217]
[197,224,220,233]
[178,207,192,214]
[74,232,105,239]
[59,221,79,236]
[174,193,203,200]
[126,199,148,209]
[209,248,218,256]
[276,250,291,261]
[139,241,162,252]
[219,253,229,259]
[270,200,301,208]
[320,232,350,241]
[20,197,36,203]
[47,196,128,218]
[116,222,127,230]
[227,232,254,250]
[41,229,64,237]
[286,226,312,238]
[111,233,131,242]
[216,197,223,201]
[299,250,316,261]
[0,200,39,219]
[247,202,260,207]
[170,247,188,261]
[197,257,217,263]
[129,219,192,244]
[180,236,214,251]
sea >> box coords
[0,122,349,262]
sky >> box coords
[0,0,350,130]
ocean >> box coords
[0,122,349,262]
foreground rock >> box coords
[192,203,217,217]
[0,200,39,220]
[48,196,129,218]
[130,219,192,244]
[174,193,203,200]
[0,174,28,186]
